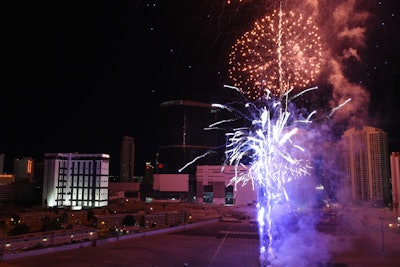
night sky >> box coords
[1,0,399,176]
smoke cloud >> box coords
[322,0,372,127]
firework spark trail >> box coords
[328,97,352,118]
[217,89,312,265]
[205,83,351,266]
[178,150,215,173]
[277,2,284,97]
[177,82,351,265]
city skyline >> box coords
[1,1,399,176]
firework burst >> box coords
[228,5,322,100]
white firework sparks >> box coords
[214,85,315,264]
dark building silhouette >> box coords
[0,153,4,174]
[156,100,224,175]
[120,136,135,182]
[154,100,225,201]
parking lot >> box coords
[1,206,400,267]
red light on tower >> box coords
[145,162,153,170]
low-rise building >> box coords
[196,165,256,206]
[42,153,110,210]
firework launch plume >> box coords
[211,83,348,265]
[176,82,348,266]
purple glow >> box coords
[218,87,313,265]
[213,85,350,266]
[178,83,350,265]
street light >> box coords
[379,207,387,258]
[379,216,385,257]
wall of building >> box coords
[196,165,256,206]
[341,126,391,204]
[42,153,110,210]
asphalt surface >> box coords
[1,219,400,267]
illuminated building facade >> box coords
[341,126,391,204]
[42,153,110,210]
[0,174,15,185]
[120,136,135,182]
[0,174,16,202]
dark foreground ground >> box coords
[0,217,399,267]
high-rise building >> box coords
[42,153,110,209]
[341,126,391,204]
[0,154,4,174]
[157,100,224,175]
[13,157,34,183]
[120,136,135,182]
[390,152,400,221]
[0,157,40,204]
[155,100,225,201]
